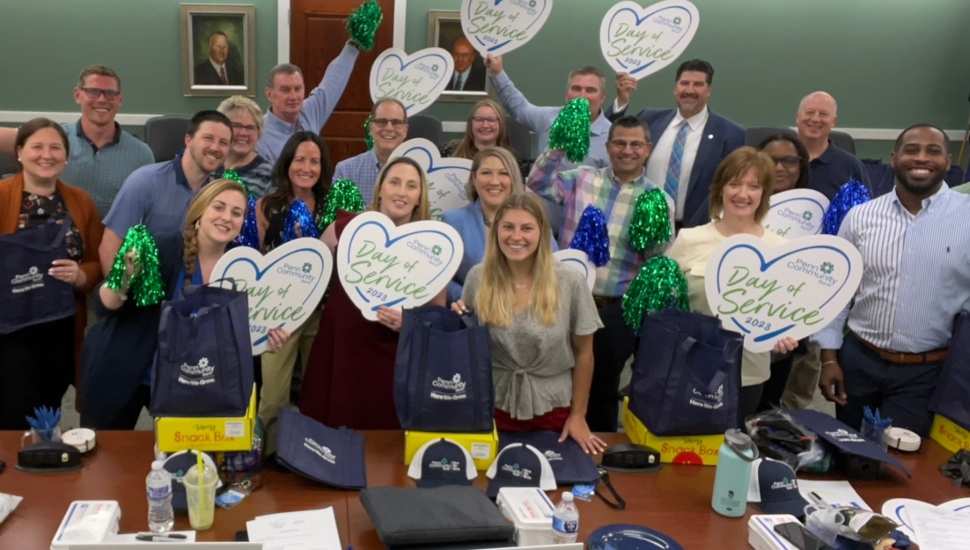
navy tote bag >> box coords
[151,283,253,417]
[0,216,76,334]
[928,311,970,430]
[629,309,743,436]
[394,305,494,432]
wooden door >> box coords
[291,0,395,166]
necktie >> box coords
[665,121,689,204]
[219,66,228,85]
[453,73,461,90]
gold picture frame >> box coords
[180,4,256,97]
[428,10,492,102]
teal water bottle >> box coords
[711,429,759,517]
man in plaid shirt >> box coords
[528,116,673,431]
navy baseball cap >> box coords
[276,408,367,489]
[485,443,556,498]
[499,430,599,484]
[161,450,219,514]
[748,458,810,517]
[407,438,477,488]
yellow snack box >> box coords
[155,385,256,452]
[930,414,970,454]
[621,397,724,465]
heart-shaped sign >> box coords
[337,211,464,321]
[369,48,454,116]
[600,0,700,80]
[460,0,554,57]
[703,234,863,352]
[212,238,333,354]
[763,189,830,239]
[554,249,595,291]
[390,138,472,221]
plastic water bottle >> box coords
[551,491,579,544]
[146,460,174,532]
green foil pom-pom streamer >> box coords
[321,179,366,230]
[346,0,383,52]
[364,115,374,151]
[104,225,165,307]
[548,98,591,163]
[621,256,689,330]
[628,188,672,251]
[221,168,250,195]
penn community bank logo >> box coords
[802,211,814,221]
[178,357,216,386]
[302,262,312,274]
[304,438,337,464]
[820,262,834,275]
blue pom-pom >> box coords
[822,180,870,235]
[568,205,610,267]
[283,199,320,242]
[232,195,260,249]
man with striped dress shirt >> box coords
[813,124,970,437]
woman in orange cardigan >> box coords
[0,118,103,429]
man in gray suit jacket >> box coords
[606,59,745,227]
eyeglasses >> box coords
[371,118,407,129]
[231,122,258,133]
[771,156,800,169]
[471,116,499,125]
[609,140,649,150]
[80,87,121,100]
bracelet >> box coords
[821,360,837,367]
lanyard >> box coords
[595,468,626,510]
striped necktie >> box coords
[665,121,690,203]
[219,66,228,85]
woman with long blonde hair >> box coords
[300,157,443,429]
[452,193,606,454]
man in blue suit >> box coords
[606,60,745,227]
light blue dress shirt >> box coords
[813,184,970,352]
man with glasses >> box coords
[333,98,408,203]
[0,65,154,218]
[795,91,870,199]
[528,116,674,432]
[256,41,360,164]
[610,60,745,227]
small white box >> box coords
[748,514,801,550]
[51,500,121,549]
[496,487,556,547]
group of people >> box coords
[1,28,967,447]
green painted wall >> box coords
[2,0,968,162]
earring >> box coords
[195,220,200,230]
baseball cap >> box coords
[499,430,599,484]
[485,443,556,498]
[161,450,220,513]
[407,438,477,488]
[747,458,810,517]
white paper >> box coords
[797,480,871,511]
[909,506,970,550]
[247,507,341,550]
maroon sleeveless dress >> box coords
[298,211,402,429]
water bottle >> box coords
[711,429,759,517]
[146,460,174,532]
[551,491,579,544]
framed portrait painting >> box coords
[180,4,256,97]
[428,10,491,102]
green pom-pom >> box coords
[548,98,591,163]
[222,168,252,197]
[628,188,672,251]
[105,225,166,307]
[364,115,374,151]
[346,0,383,51]
[621,256,689,330]
[321,179,366,230]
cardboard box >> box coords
[404,423,498,471]
[930,414,970,454]
[155,386,256,452]
[621,397,724,465]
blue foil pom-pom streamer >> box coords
[283,199,320,242]
[235,194,260,249]
[568,204,610,267]
[822,180,870,235]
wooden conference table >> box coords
[1,431,966,549]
